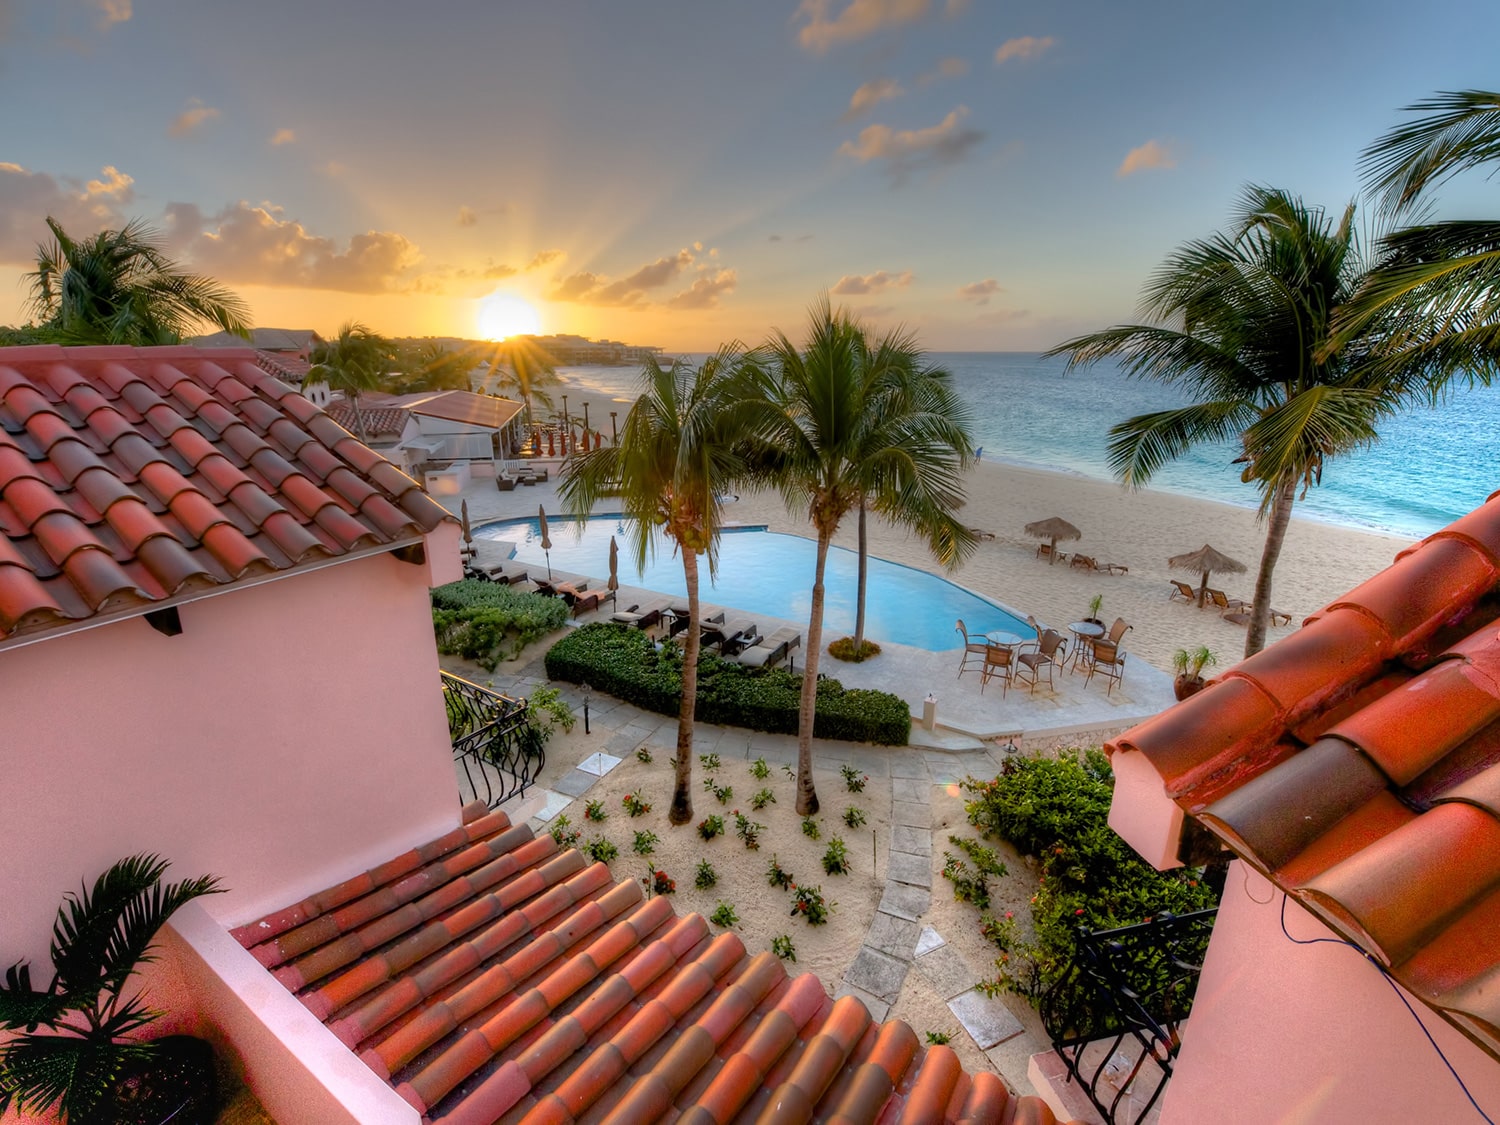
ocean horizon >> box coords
[546,352,1498,541]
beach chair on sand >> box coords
[968,527,997,541]
[1169,580,1197,604]
[1036,543,1068,564]
[1208,589,1251,621]
[1070,554,1101,572]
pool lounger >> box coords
[479,561,530,585]
[611,603,666,630]
[737,626,802,669]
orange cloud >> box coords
[169,97,220,138]
[94,0,131,29]
[549,248,697,307]
[957,278,1000,304]
[795,0,932,53]
[1117,139,1177,177]
[845,78,903,120]
[269,129,296,146]
[832,269,913,295]
[839,107,984,175]
[668,269,738,309]
[457,206,478,227]
[994,35,1055,64]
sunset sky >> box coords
[3,0,1497,351]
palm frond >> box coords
[1362,89,1500,216]
[1107,400,1258,488]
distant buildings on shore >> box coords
[513,333,671,366]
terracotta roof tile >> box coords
[1109,488,1500,1066]
[233,814,1073,1125]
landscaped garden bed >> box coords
[431,579,570,671]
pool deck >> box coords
[437,464,1175,745]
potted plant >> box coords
[1083,593,1104,626]
[0,855,225,1124]
[1172,645,1218,700]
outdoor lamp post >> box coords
[561,395,570,455]
[610,411,618,445]
[582,401,591,434]
[581,683,591,735]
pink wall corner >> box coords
[1161,861,1500,1123]
[426,520,464,586]
[1107,749,1184,871]
[0,551,462,973]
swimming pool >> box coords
[475,515,1033,652]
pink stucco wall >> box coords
[0,549,462,974]
[1162,862,1500,1123]
[1106,749,1185,871]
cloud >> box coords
[768,234,783,242]
[1116,139,1177,177]
[169,97,220,138]
[994,35,1055,64]
[550,248,696,306]
[181,201,421,292]
[84,165,133,200]
[269,128,296,146]
[0,162,142,263]
[482,262,517,279]
[794,0,931,53]
[838,106,985,176]
[845,78,903,120]
[668,269,738,309]
[958,278,1000,304]
[920,56,968,84]
[456,206,478,227]
[526,248,564,270]
[832,269,912,295]
[93,0,130,29]
[320,161,346,178]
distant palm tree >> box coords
[27,216,250,345]
[559,348,761,825]
[1050,186,1479,656]
[479,336,563,432]
[391,340,477,394]
[750,298,975,814]
[309,322,395,444]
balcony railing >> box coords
[1040,908,1218,1125]
[441,672,540,808]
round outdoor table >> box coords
[1068,621,1106,671]
[986,630,1026,648]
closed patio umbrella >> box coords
[608,535,619,592]
[1169,544,1247,608]
[538,504,552,580]
[460,499,473,553]
[1024,516,1082,565]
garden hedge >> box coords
[431,579,570,670]
[544,623,911,745]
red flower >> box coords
[1074,908,1085,916]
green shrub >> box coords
[750,787,776,811]
[827,636,881,661]
[801,816,821,840]
[431,580,569,669]
[822,837,850,875]
[843,806,866,829]
[959,750,1219,1007]
[924,1030,953,1046]
[632,830,660,856]
[767,856,794,889]
[581,836,618,864]
[698,814,725,841]
[695,860,717,890]
[771,934,797,961]
[544,624,911,744]
[750,757,771,780]
[710,902,739,928]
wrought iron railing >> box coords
[441,672,539,808]
[1040,908,1218,1125]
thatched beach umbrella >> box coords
[1024,516,1082,564]
[460,499,473,553]
[1169,544,1247,608]
[607,535,619,592]
[538,504,553,580]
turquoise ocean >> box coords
[551,353,1499,540]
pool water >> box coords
[476,515,1033,651]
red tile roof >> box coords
[0,344,450,646]
[327,404,412,439]
[233,804,1072,1124]
[1109,489,1500,1064]
[404,391,524,430]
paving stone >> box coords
[834,983,890,1023]
[525,790,573,824]
[891,824,932,857]
[887,851,931,888]
[878,882,930,923]
[891,800,931,828]
[577,752,623,777]
[891,777,932,804]
[914,925,946,957]
[948,988,1025,1049]
[890,756,932,780]
[866,912,920,960]
[551,770,597,798]
[846,748,892,778]
[915,942,976,1001]
[603,730,646,754]
[844,947,909,1003]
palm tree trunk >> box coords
[1245,479,1295,658]
[853,498,869,660]
[795,526,831,815]
[670,547,701,825]
[350,390,371,445]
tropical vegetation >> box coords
[307,321,397,444]
[478,336,564,431]
[430,578,570,669]
[1049,185,1485,656]
[747,297,975,812]
[558,349,763,824]
[23,217,250,345]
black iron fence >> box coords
[1040,908,1218,1124]
[441,672,539,808]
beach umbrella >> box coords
[547,430,556,457]
[608,535,619,592]
[538,504,553,580]
[1169,544,1247,608]
[460,499,474,554]
[1024,516,1082,565]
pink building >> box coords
[0,345,1071,1124]
[1085,491,1500,1122]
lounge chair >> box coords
[737,626,802,670]
[968,527,997,541]
[611,603,666,631]
[980,644,1014,695]
[479,560,530,586]
[1102,561,1129,575]
[1207,589,1250,619]
[1070,554,1102,572]
[1169,580,1197,604]
[1084,639,1127,695]
[1016,629,1067,694]
[1036,543,1068,564]
[495,473,517,492]
[955,618,988,677]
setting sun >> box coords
[476,291,542,340]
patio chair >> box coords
[737,626,801,669]
[1036,543,1068,564]
[569,588,616,618]
[479,561,530,586]
[1169,579,1197,603]
[1015,629,1067,695]
[1207,589,1250,619]
[956,619,988,677]
[720,622,761,657]
[1107,617,1132,644]
[1085,639,1127,695]
[980,643,1015,695]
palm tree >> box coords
[308,322,395,444]
[1049,186,1475,656]
[391,340,477,394]
[750,297,976,814]
[27,216,250,345]
[479,337,563,433]
[558,347,761,825]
